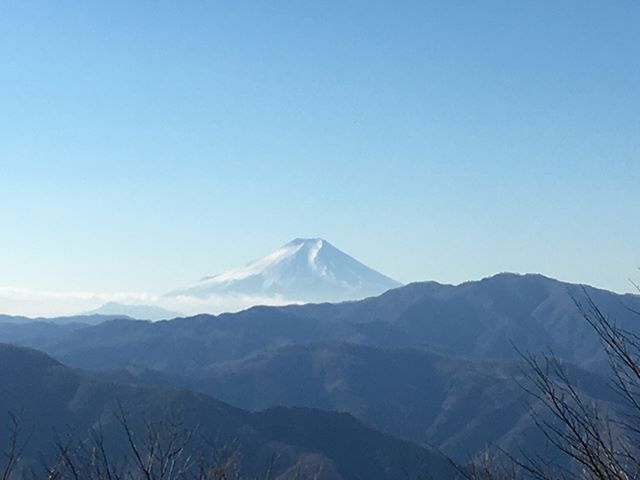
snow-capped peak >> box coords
[168,238,401,303]
[200,240,307,284]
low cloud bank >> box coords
[0,286,299,319]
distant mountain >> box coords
[85,302,179,321]
[0,312,131,325]
[168,238,402,304]
[0,344,452,479]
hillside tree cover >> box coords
[463,288,640,480]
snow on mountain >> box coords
[168,238,402,303]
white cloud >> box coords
[0,286,300,319]
[161,293,299,317]
[0,286,155,317]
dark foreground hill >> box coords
[0,344,453,479]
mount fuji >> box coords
[169,238,402,304]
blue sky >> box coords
[0,1,639,311]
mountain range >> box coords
[15,273,636,372]
[2,272,638,467]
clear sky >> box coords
[0,1,639,314]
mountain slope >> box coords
[169,238,402,303]
[175,342,620,459]
[104,342,532,458]
[0,344,452,479]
